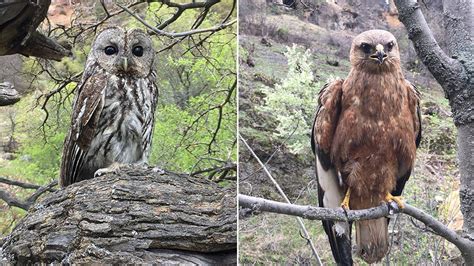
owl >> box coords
[60,27,158,187]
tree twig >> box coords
[116,3,236,38]
[239,134,323,265]
[0,177,56,192]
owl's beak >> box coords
[371,44,387,64]
[121,57,128,72]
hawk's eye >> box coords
[132,46,144,57]
[360,43,371,54]
[387,41,394,52]
[104,46,117,55]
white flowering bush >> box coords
[260,44,323,154]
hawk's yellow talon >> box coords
[341,188,351,210]
[385,193,405,209]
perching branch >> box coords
[2,167,236,264]
[239,194,474,262]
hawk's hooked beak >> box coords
[371,44,387,64]
[121,57,128,72]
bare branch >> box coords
[0,190,30,210]
[0,177,56,192]
[116,3,236,39]
[0,179,58,211]
[239,194,474,261]
[25,180,58,204]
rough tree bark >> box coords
[0,167,237,265]
[394,0,473,263]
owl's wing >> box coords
[60,65,107,187]
[311,79,353,265]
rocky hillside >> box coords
[239,0,461,264]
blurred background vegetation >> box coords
[0,0,236,235]
[239,0,460,264]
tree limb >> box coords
[0,190,30,210]
[394,0,465,93]
[394,0,473,126]
[0,179,58,211]
[239,194,474,261]
[2,167,236,264]
[116,3,236,39]
[0,177,56,192]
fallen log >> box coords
[1,166,237,264]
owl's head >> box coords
[88,27,155,77]
[349,30,401,72]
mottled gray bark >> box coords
[1,167,237,265]
[394,0,474,264]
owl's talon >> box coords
[94,163,121,177]
[151,166,165,174]
[385,193,405,209]
[94,168,113,177]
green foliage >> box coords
[260,44,322,154]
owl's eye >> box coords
[387,41,394,52]
[104,46,117,55]
[132,46,144,57]
[360,43,371,54]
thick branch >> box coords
[394,0,473,125]
[239,194,474,260]
[0,190,29,210]
[394,0,465,92]
[0,179,58,210]
[2,167,236,264]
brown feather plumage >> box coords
[312,30,421,264]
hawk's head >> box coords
[349,30,400,72]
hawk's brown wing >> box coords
[311,79,353,265]
[392,80,422,197]
[59,64,107,187]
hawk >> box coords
[311,30,421,264]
